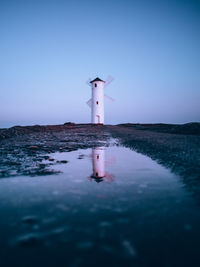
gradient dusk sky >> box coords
[0,0,199,128]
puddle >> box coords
[41,145,179,185]
[0,144,200,267]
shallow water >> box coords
[0,144,200,267]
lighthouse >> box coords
[90,77,105,124]
[86,76,114,124]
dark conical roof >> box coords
[90,77,105,83]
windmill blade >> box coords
[86,78,92,87]
[104,75,114,88]
[86,98,92,108]
[105,172,115,182]
[105,154,116,167]
[104,94,115,102]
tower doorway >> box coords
[96,115,100,124]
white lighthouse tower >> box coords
[90,77,105,124]
[87,76,114,124]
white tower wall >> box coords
[92,148,105,178]
[91,81,104,124]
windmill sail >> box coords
[104,75,114,88]
[86,78,92,86]
[86,98,92,108]
[104,94,115,102]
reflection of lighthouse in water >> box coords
[89,147,114,183]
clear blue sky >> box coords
[0,0,199,127]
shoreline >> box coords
[0,122,199,201]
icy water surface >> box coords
[0,145,200,267]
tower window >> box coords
[97,155,99,159]
[96,101,98,105]
[96,172,98,176]
[94,83,97,87]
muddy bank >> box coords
[117,122,200,135]
[107,124,200,202]
[0,123,81,140]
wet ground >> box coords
[0,123,200,267]
[0,124,110,177]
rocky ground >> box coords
[108,123,200,203]
[0,122,199,201]
[0,124,110,177]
